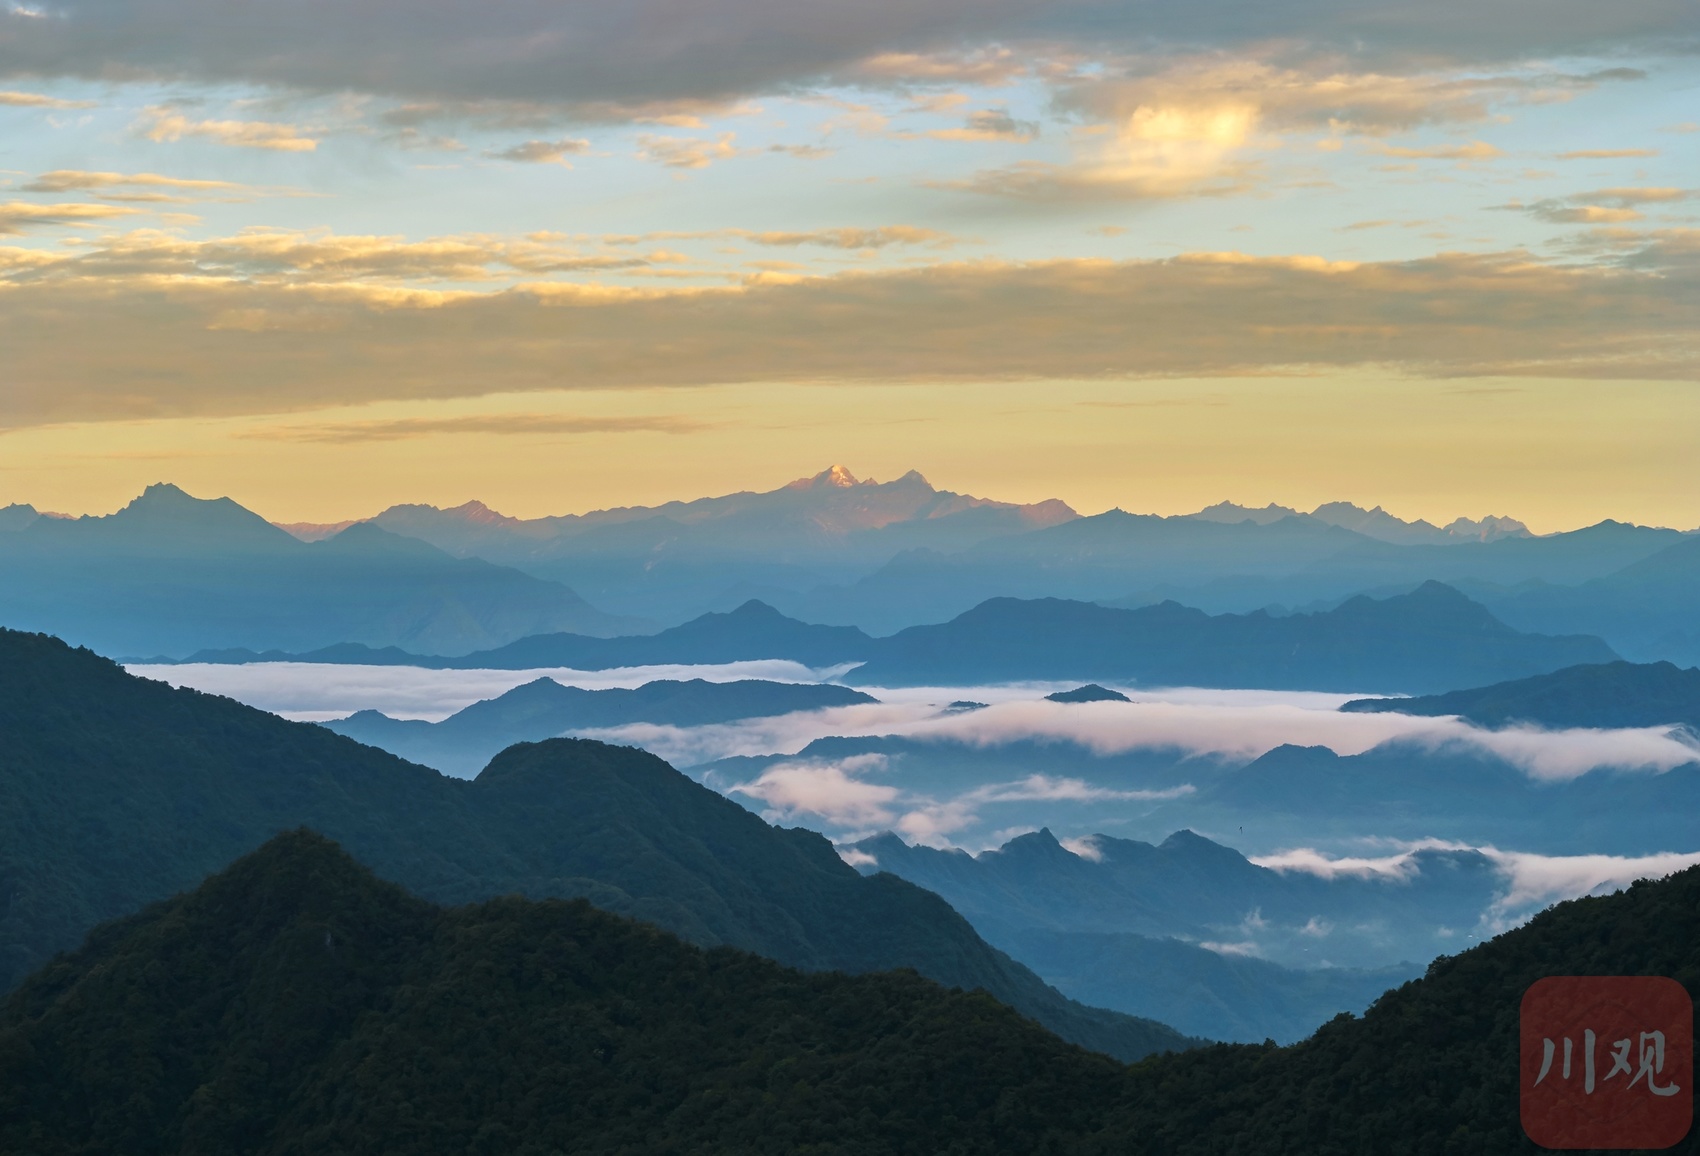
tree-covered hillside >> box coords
[4,829,1698,1154]
[0,831,1129,1156]
[0,628,1184,1060]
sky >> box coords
[1,0,1696,528]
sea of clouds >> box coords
[126,659,852,721]
[125,659,1700,955]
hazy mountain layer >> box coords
[162,584,1615,700]
[164,597,873,668]
[706,729,1700,865]
[0,629,1181,1059]
[7,828,1699,1153]
[1189,499,1530,545]
[846,582,1614,693]
[0,484,642,657]
[1343,659,1700,729]
[848,828,1497,971]
[326,677,877,776]
[1477,533,1700,664]
[799,511,1684,633]
[284,465,1080,622]
[848,828,1437,1042]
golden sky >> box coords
[6,374,1696,532]
[0,0,1695,528]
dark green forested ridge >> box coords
[0,627,1186,1060]
[0,831,1130,1156]
[4,831,1700,1154]
[1342,659,1700,730]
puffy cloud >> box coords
[926,107,1039,142]
[636,132,740,168]
[732,755,901,828]
[486,138,590,165]
[138,107,318,151]
[1505,186,1694,225]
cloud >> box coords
[636,132,739,168]
[1374,140,1501,160]
[487,138,589,165]
[767,143,834,159]
[3,229,1698,426]
[3,227,668,284]
[1556,149,1659,160]
[955,58,1637,204]
[732,755,901,828]
[0,199,137,233]
[746,226,951,249]
[595,690,1700,781]
[1504,186,1694,224]
[139,107,318,151]
[0,0,1682,116]
[0,89,94,108]
[927,108,1039,142]
[21,169,270,202]
[252,413,707,442]
[1059,834,1103,861]
[1256,841,1700,927]
[128,659,850,722]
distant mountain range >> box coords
[807,510,1691,638]
[8,472,1696,663]
[845,581,1614,693]
[0,484,643,656]
[1189,500,1530,545]
[847,828,1437,1043]
[1343,659,1700,730]
[706,721,1700,859]
[8,824,1699,1153]
[266,467,1691,648]
[279,465,1079,624]
[0,628,1181,1060]
[156,584,1615,698]
[157,597,874,668]
[325,678,877,776]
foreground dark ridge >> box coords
[5,830,1699,1154]
[0,628,1186,1061]
[0,832,1132,1155]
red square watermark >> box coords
[1522,976,1693,1150]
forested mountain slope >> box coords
[6,830,1699,1154]
[0,628,1182,1059]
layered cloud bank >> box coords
[0,0,1686,110]
[588,692,1700,779]
[4,235,1697,426]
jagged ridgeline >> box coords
[4,830,1699,1154]
[0,628,1186,1061]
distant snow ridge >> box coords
[1189,499,1530,545]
